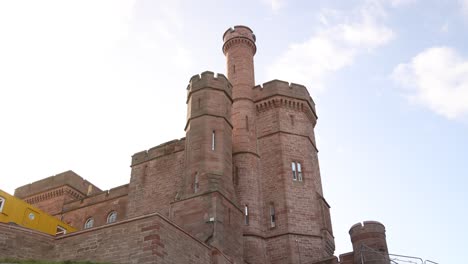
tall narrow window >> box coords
[292,161,303,182]
[292,162,297,181]
[297,162,303,182]
[244,205,249,225]
[212,130,215,151]
[0,196,5,212]
[246,115,249,131]
[290,115,295,126]
[107,211,117,224]
[84,217,94,229]
[270,204,276,228]
[194,172,199,193]
[233,166,239,186]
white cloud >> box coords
[461,0,468,16]
[261,0,285,11]
[388,0,417,7]
[392,47,468,119]
[0,0,192,193]
[266,2,394,91]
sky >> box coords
[0,0,467,263]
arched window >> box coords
[107,211,117,224]
[84,217,94,229]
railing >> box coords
[359,245,439,264]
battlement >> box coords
[131,138,186,166]
[349,221,386,237]
[187,71,232,98]
[253,80,316,114]
[14,170,102,199]
[222,25,256,55]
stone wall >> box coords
[0,213,233,264]
[60,184,129,230]
[127,139,186,219]
[0,223,55,260]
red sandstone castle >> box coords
[2,26,391,264]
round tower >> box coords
[223,26,266,263]
[349,221,390,264]
[222,25,258,154]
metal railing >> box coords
[359,245,439,264]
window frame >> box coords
[0,196,5,213]
[269,203,276,228]
[291,161,303,182]
[107,211,117,224]
[211,130,215,151]
[291,162,297,181]
[244,205,249,226]
[194,172,199,193]
[84,217,94,229]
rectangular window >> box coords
[211,130,215,151]
[194,172,199,193]
[244,205,249,225]
[270,204,276,228]
[292,162,297,181]
[0,196,4,212]
[297,162,303,182]
[292,161,303,182]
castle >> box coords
[1,26,391,264]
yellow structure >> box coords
[0,189,76,236]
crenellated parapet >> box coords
[349,221,386,239]
[186,71,232,102]
[131,138,186,166]
[222,25,256,55]
[349,221,390,264]
[185,71,233,131]
[253,80,318,123]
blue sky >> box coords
[0,1,467,263]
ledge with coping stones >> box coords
[131,138,186,166]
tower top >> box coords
[222,25,256,55]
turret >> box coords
[223,26,267,263]
[171,71,243,263]
[349,221,390,264]
[183,71,234,199]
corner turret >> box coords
[349,221,390,264]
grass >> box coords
[0,260,106,264]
